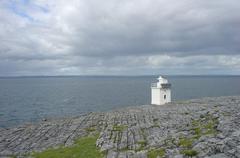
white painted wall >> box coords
[159,88,171,104]
[151,88,161,105]
[151,76,171,105]
[151,88,171,105]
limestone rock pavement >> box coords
[1,96,240,158]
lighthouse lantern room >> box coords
[151,76,171,105]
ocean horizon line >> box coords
[0,74,240,78]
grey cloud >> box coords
[69,0,240,57]
[0,0,240,75]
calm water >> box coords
[0,76,240,128]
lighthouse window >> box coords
[164,95,166,99]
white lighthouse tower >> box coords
[151,76,171,105]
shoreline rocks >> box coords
[1,96,240,157]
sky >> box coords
[0,0,240,76]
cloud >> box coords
[0,0,240,76]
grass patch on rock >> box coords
[150,118,160,128]
[31,135,104,158]
[119,146,129,152]
[181,149,198,157]
[112,124,127,132]
[178,137,194,148]
[177,114,218,157]
[85,126,96,133]
[192,115,218,137]
[147,148,165,158]
[136,140,147,151]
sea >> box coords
[0,75,240,128]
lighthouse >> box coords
[151,76,171,105]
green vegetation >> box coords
[164,137,176,147]
[31,135,104,158]
[203,119,218,135]
[147,148,165,158]
[112,124,127,132]
[192,115,218,137]
[135,128,147,151]
[138,140,147,146]
[176,114,219,157]
[193,127,201,138]
[136,140,147,151]
[119,146,129,152]
[178,137,194,148]
[181,149,198,157]
[85,126,96,133]
[150,124,160,128]
[111,124,125,144]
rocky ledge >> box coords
[1,96,240,158]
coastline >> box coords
[1,96,240,157]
